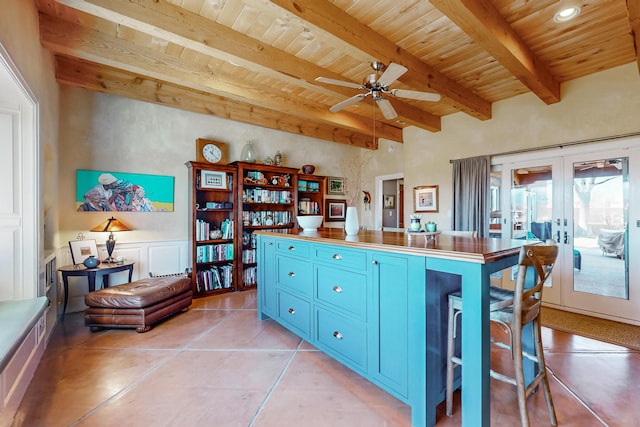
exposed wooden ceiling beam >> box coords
[430,0,560,104]
[628,0,640,73]
[38,12,403,142]
[55,0,440,132]
[270,0,492,120]
[54,55,380,149]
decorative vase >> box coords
[410,218,421,232]
[344,206,359,235]
[301,164,315,174]
[83,255,100,269]
[241,141,257,163]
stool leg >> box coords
[513,324,531,427]
[534,318,558,426]
[445,296,456,417]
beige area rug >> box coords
[541,307,640,351]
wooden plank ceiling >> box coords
[35,0,638,149]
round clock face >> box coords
[202,143,222,163]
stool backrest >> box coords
[514,241,559,326]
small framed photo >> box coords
[383,194,395,209]
[200,170,227,189]
[69,239,99,265]
[327,176,345,195]
[414,185,439,212]
[325,199,346,221]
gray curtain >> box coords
[451,156,490,237]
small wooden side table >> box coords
[58,262,135,315]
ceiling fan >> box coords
[315,61,441,120]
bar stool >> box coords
[445,241,558,427]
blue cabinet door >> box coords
[257,236,276,319]
[370,251,412,398]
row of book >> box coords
[196,265,233,291]
[196,243,234,263]
[242,248,257,263]
[298,200,320,215]
[195,219,234,241]
[242,210,291,227]
[243,189,292,204]
[243,266,257,286]
[298,180,321,192]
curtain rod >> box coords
[449,131,640,163]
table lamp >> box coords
[91,217,131,263]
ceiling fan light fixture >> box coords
[554,6,581,23]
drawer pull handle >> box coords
[288,308,295,315]
[332,254,342,260]
[332,285,343,293]
[372,260,378,265]
[288,272,295,277]
[333,331,343,340]
[288,246,295,251]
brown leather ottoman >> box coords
[84,276,192,333]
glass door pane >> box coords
[571,158,628,299]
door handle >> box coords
[564,231,569,244]
[556,230,561,243]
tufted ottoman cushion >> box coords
[84,276,192,333]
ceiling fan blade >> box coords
[390,88,441,102]
[377,63,408,87]
[315,77,363,90]
[376,98,398,119]
[329,93,368,112]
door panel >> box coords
[562,151,638,321]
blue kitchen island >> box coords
[256,229,523,427]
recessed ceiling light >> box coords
[554,6,581,23]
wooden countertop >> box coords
[255,228,527,264]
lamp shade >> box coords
[90,217,131,233]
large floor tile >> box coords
[76,350,293,427]
[188,309,302,350]
[12,348,176,427]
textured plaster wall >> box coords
[58,88,403,242]
[403,63,640,230]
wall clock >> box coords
[196,138,228,164]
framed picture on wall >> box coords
[327,177,345,195]
[325,199,346,221]
[414,185,439,212]
[383,194,395,209]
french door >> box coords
[499,143,640,324]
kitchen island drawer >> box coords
[315,307,367,371]
[277,290,310,339]
[313,245,367,271]
[315,266,367,320]
[276,256,312,297]
[276,240,310,258]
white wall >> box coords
[403,63,640,229]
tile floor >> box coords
[11,290,640,426]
